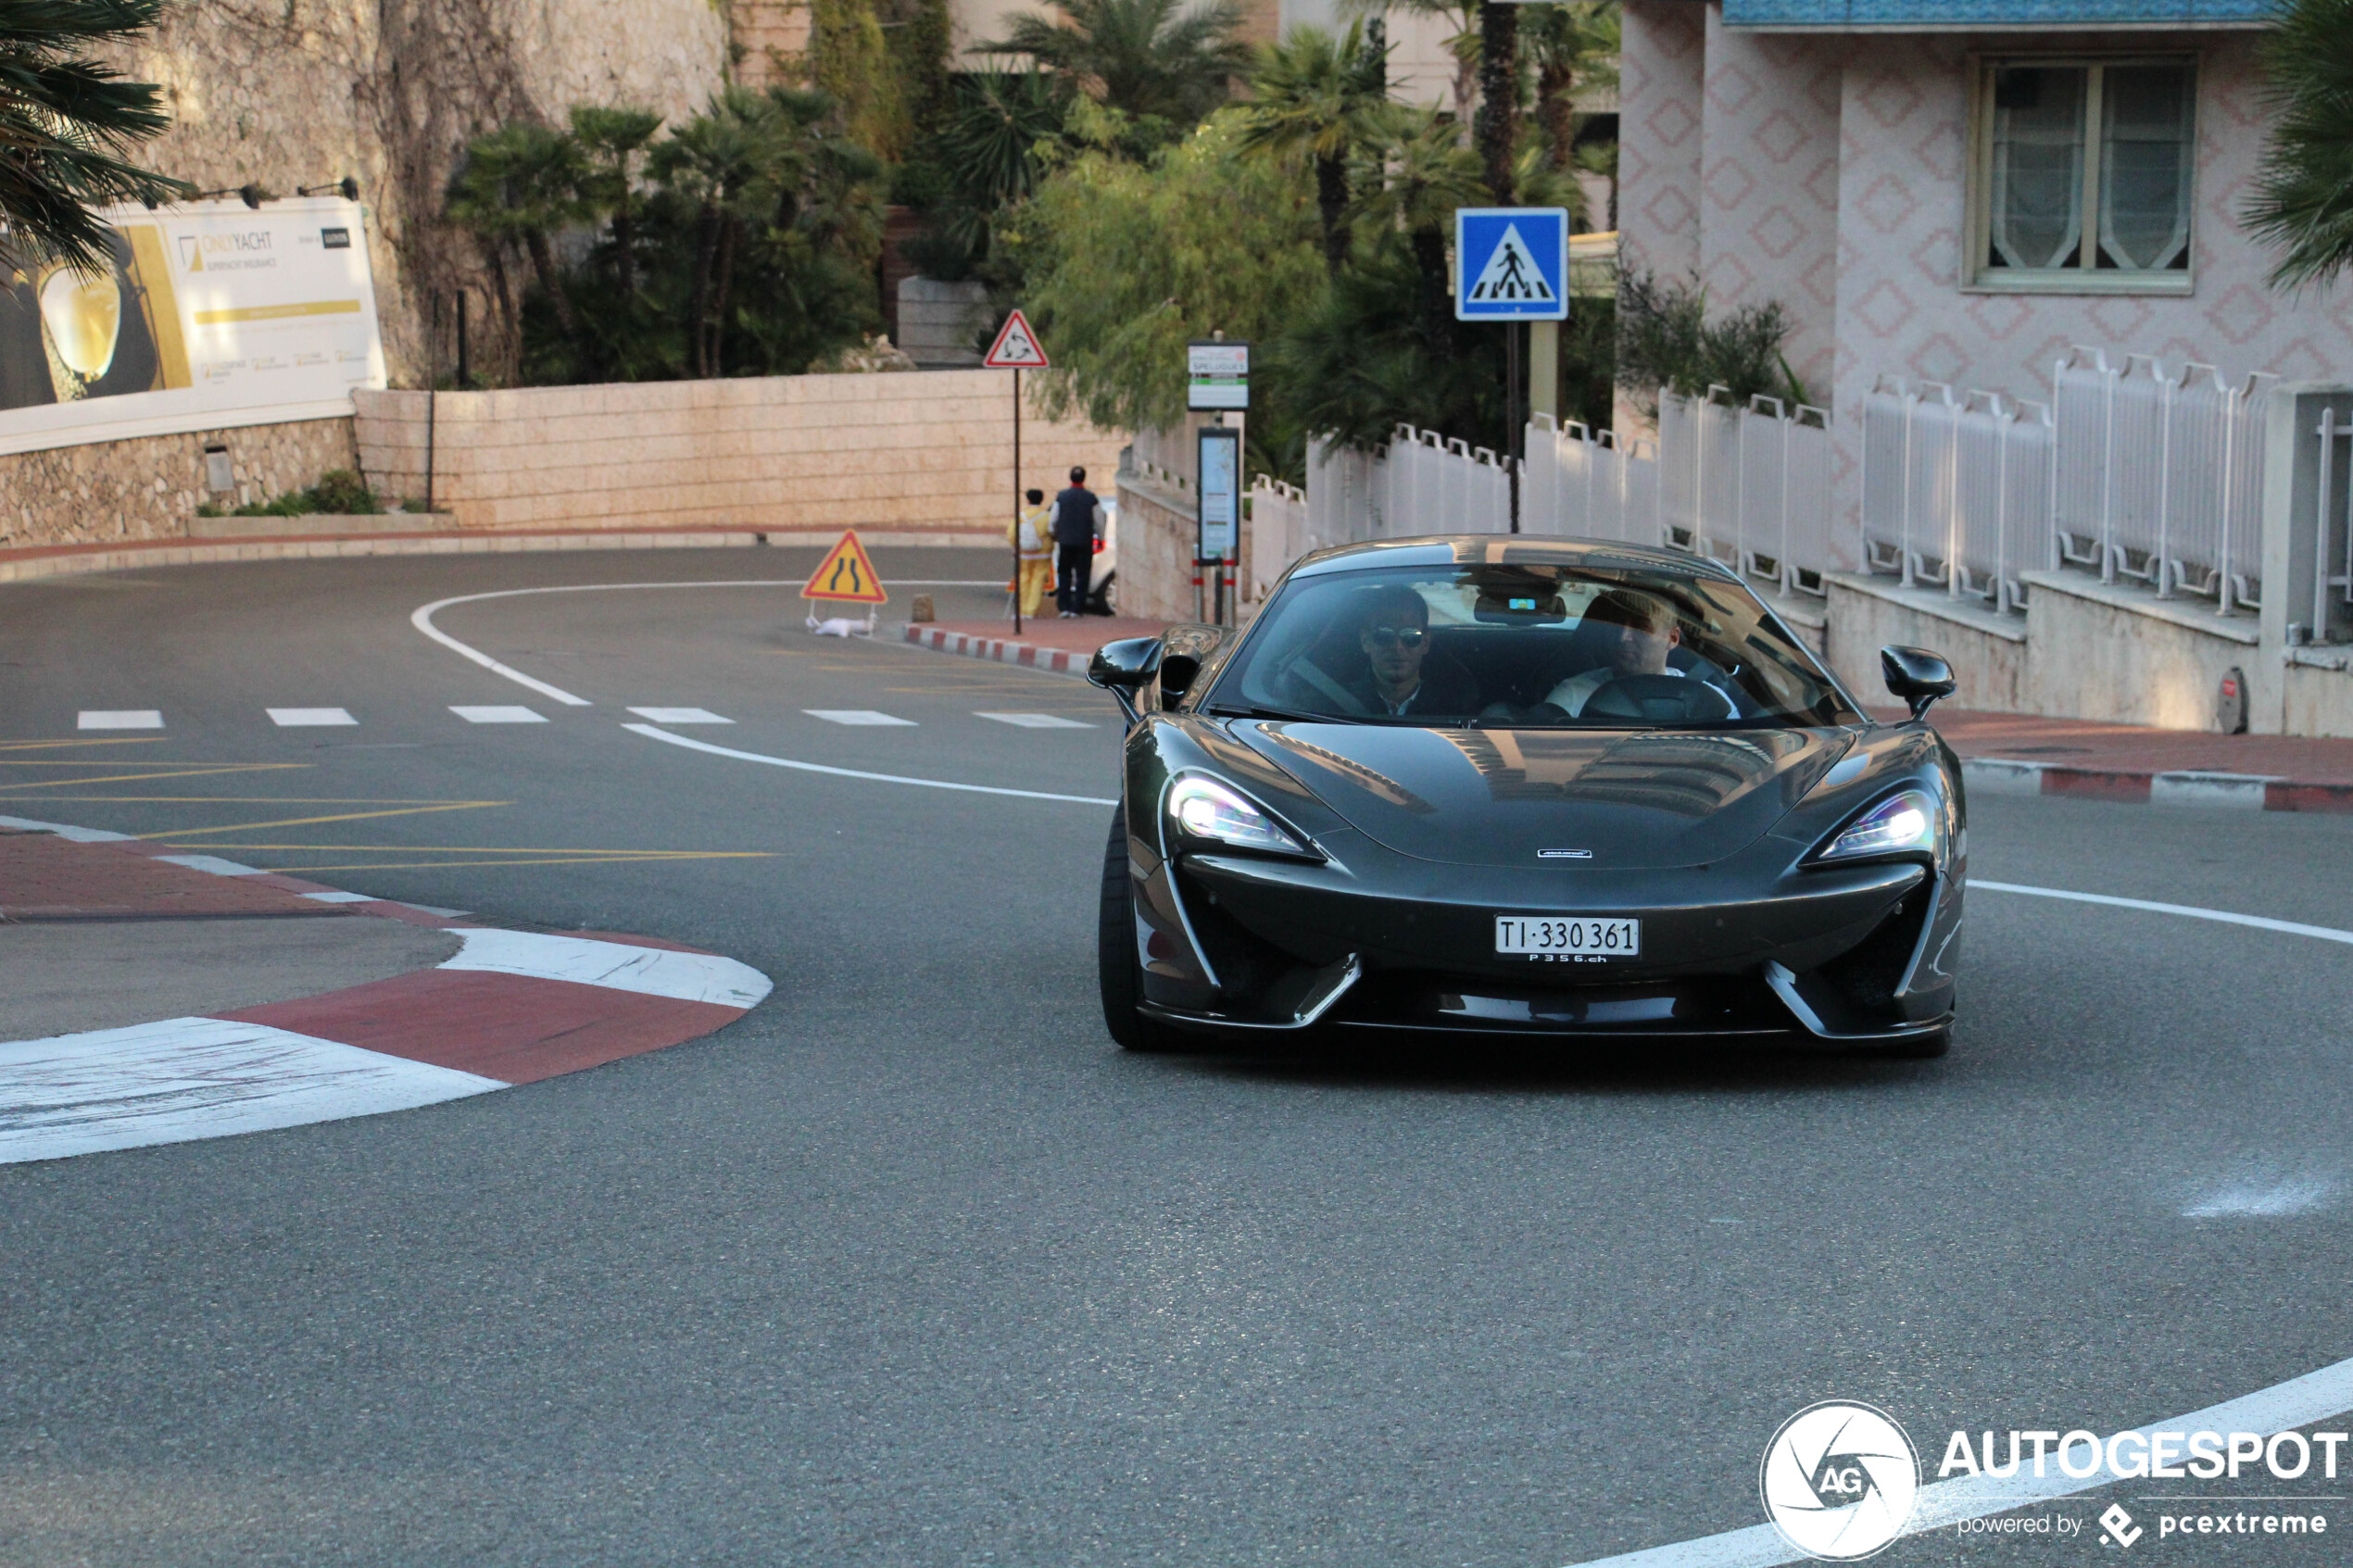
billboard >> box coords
[0,196,387,456]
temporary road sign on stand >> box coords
[1453,208,1569,321]
[802,530,888,604]
[984,309,1050,369]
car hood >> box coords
[1230,721,1850,870]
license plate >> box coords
[1494,915,1640,959]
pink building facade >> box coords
[1618,0,2353,566]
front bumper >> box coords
[1134,846,1957,1043]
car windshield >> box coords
[1203,560,1861,729]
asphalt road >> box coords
[5,546,2353,1567]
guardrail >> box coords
[1860,378,2051,615]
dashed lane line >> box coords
[805,709,916,727]
[451,706,547,724]
[268,708,357,727]
[976,712,1096,729]
[77,710,162,730]
[623,723,1118,807]
[627,707,732,724]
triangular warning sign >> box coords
[1467,225,1556,305]
[801,529,888,604]
[983,308,1050,369]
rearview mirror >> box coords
[1881,645,1957,720]
[1088,637,1161,691]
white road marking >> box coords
[443,928,771,1009]
[624,722,1117,806]
[1969,880,2353,947]
[0,814,132,842]
[0,1018,503,1165]
[2183,1174,2337,1218]
[805,709,916,726]
[78,710,161,730]
[411,579,971,708]
[976,711,1096,729]
[299,890,377,903]
[154,854,264,877]
[1559,1352,2353,1567]
[450,705,547,724]
[267,707,357,727]
[627,707,732,724]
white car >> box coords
[1087,499,1117,615]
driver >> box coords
[1544,589,1683,716]
[1341,584,1478,718]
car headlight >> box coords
[1164,774,1315,858]
[1814,788,1938,862]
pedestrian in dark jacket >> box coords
[1051,466,1104,618]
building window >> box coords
[1968,58,2196,293]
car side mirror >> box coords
[1088,636,1160,722]
[1881,645,1957,720]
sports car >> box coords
[1087,536,1964,1056]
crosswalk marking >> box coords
[78,710,163,730]
[268,707,357,727]
[627,707,732,725]
[975,711,1096,729]
[450,705,547,724]
[804,709,917,727]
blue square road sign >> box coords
[1454,207,1569,321]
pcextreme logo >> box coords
[1758,1401,1921,1561]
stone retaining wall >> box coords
[0,420,360,552]
[355,370,1125,533]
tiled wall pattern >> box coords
[1698,10,1843,403]
[1620,8,2353,557]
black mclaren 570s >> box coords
[1087,536,1965,1056]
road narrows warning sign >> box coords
[983,309,1050,369]
[801,530,888,604]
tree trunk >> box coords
[687,204,716,377]
[1315,154,1349,276]
[710,216,737,375]
[1538,62,1575,170]
[1413,227,1451,351]
[1475,1,1519,204]
[525,229,580,337]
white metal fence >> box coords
[1863,348,2274,616]
[1252,395,1839,600]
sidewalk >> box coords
[898,619,2353,811]
[0,819,771,1163]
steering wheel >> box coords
[1579,674,1735,724]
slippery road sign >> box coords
[801,530,888,604]
[983,309,1050,369]
[1454,208,1569,321]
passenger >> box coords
[1342,584,1479,718]
[1545,589,1683,716]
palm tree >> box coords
[2246,0,2353,287]
[648,91,785,377]
[974,0,1252,131]
[447,123,590,337]
[1239,23,1392,275]
[0,0,184,272]
[569,106,662,301]
[1350,105,1486,346]
[1521,1,1617,173]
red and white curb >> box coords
[1961,759,2353,812]
[903,623,1088,674]
[0,815,771,1164]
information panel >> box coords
[0,196,388,455]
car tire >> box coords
[1089,573,1115,616]
[1099,806,1186,1052]
[1878,1026,1951,1060]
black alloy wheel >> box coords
[1098,806,1185,1052]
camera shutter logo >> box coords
[1758,1401,1919,1560]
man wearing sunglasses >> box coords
[1342,584,1478,718]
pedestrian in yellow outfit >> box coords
[1011,487,1052,619]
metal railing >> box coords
[2047,347,2272,612]
[1860,378,2051,615]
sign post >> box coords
[984,308,1051,633]
[1453,207,1569,533]
[1187,339,1249,624]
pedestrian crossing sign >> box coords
[1454,207,1569,321]
[801,530,888,603]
